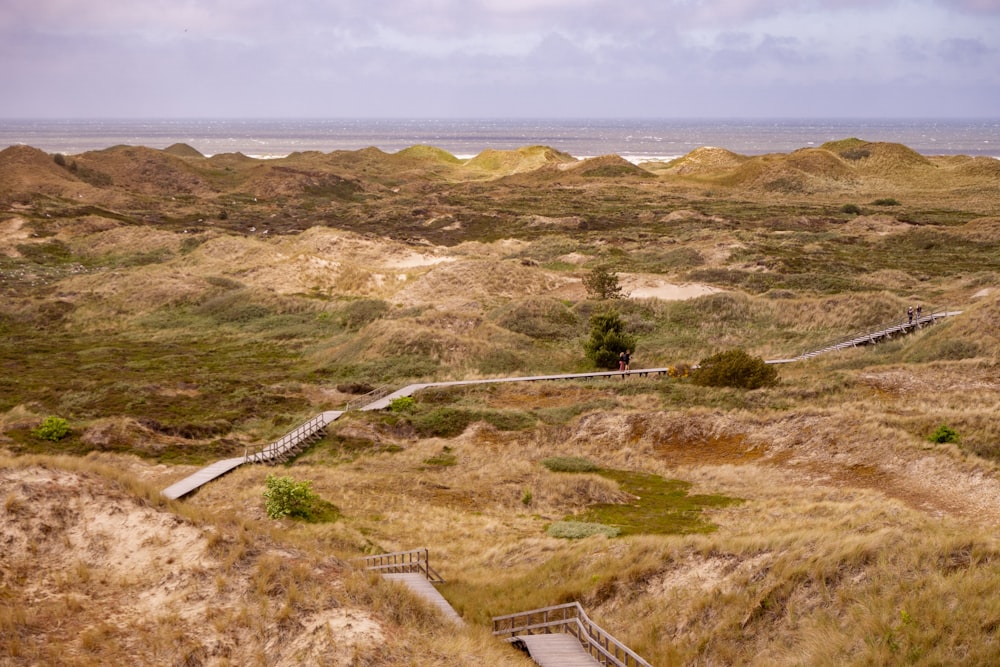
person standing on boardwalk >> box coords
[619,351,626,372]
[622,349,631,376]
[916,305,923,322]
[907,306,914,325]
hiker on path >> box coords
[622,349,631,376]
[619,351,626,372]
[907,306,914,325]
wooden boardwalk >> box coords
[161,308,962,500]
[493,602,651,667]
[382,572,464,625]
[516,634,601,667]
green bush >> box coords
[692,349,778,389]
[34,416,70,441]
[584,310,637,369]
[542,456,599,473]
[928,424,960,444]
[262,474,319,519]
[547,521,620,539]
[840,203,862,215]
[871,198,901,206]
[389,396,416,413]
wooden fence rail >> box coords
[493,602,651,667]
[355,548,445,583]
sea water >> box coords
[1,118,997,162]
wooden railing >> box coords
[786,306,958,362]
[493,602,651,667]
[345,385,395,411]
[243,413,328,464]
[355,548,445,583]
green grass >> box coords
[551,465,742,536]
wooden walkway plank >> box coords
[161,457,245,500]
[517,634,601,667]
[381,572,464,625]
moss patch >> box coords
[562,468,741,536]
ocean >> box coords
[1,118,998,163]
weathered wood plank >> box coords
[518,634,601,667]
[382,572,463,625]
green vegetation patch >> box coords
[547,521,620,539]
[542,456,599,473]
[558,467,741,536]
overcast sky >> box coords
[2,0,998,118]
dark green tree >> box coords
[583,266,625,300]
[584,311,637,369]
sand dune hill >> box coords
[782,147,854,179]
[956,216,1000,242]
[463,145,576,175]
[561,154,654,178]
[394,144,463,164]
[163,143,206,159]
[0,144,93,201]
[205,151,258,169]
[659,146,749,176]
[952,155,1000,177]
[240,163,365,200]
[714,153,850,194]
[71,145,218,196]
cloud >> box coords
[1,0,997,117]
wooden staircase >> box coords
[356,549,463,625]
[493,602,651,667]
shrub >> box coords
[928,424,960,444]
[542,456,599,473]
[692,349,778,389]
[583,266,625,300]
[389,396,416,413]
[546,521,620,539]
[34,416,70,441]
[262,475,319,519]
[871,198,901,206]
[840,203,862,215]
[584,311,637,369]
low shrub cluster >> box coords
[542,456,599,473]
[546,521,620,539]
[692,349,778,389]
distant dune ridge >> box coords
[3,138,995,207]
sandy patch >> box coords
[621,274,723,300]
[382,252,457,269]
[0,217,30,256]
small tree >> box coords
[583,266,625,300]
[584,311,637,369]
[692,349,778,389]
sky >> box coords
[1,0,998,118]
